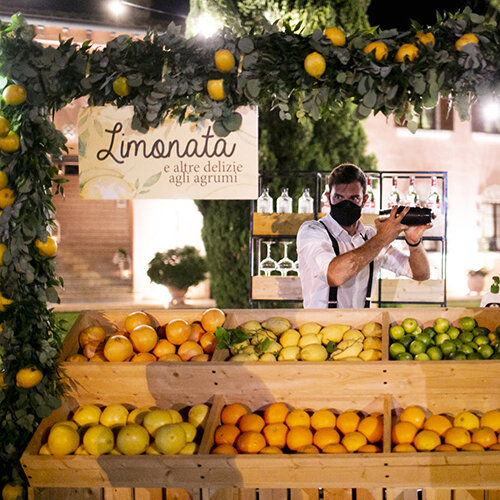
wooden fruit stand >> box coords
[21,307,500,500]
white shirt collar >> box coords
[322,213,368,239]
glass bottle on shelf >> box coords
[387,176,400,208]
[256,187,273,213]
[425,176,441,214]
[362,176,377,214]
[320,185,330,214]
[298,188,314,213]
[404,176,419,207]
[276,188,292,214]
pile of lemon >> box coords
[392,406,500,452]
[39,402,210,456]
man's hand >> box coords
[404,214,434,245]
[374,205,410,246]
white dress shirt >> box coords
[296,214,412,308]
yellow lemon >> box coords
[413,429,441,451]
[83,424,115,455]
[0,188,15,208]
[112,76,130,97]
[456,33,479,51]
[363,41,388,61]
[0,243,7,266]
[47,424,80,455]
[99,404,129,428]
[395,43,419,63]
[155,422,187,455]
[35,236,57,257]
[188,404,210,428]
[116,423,150,455]
[0,131,20,153]
[279,329,300,347]
[2,483,24,500]
[2,84,26,105]
[179,441,198,454]
[127,407,151,425]
[207,79,225,100]
[214,49,235,72]
[304,52,326,79]
[16,366,43,388]
[298,322,322,336]
[416,31,435,47]
[72,404,102,427]
[454,411,480,430]
[0,171,7,189]
[0,117,11,138]
[324,27,346,46]
[143,409,173,436]
[179,421,197,442]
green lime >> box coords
[409,340,426,355]
[440,339,456,356]
[447,351,467,360]
[414,352,430,361]
[434,333,450,345]
[389,342,406,359]
[433,318,449,334]
[453,339,463,349]
[415,333,432,347]
[397,352,413,361]
[389,325,405,341]
[474,335,489,346]
[402,318,418,334]
[458,331,474,343]
[426,346,443,360]
[400,334,414,349]
[467,352,482,360]
[491,352,500,360]
[459,316,476,331]
[473,326,490,336]
[413,326,422,335]
[422,327,436,338]
[465,341,478,351]
[460,343,474,355]
[478,344,494,359]
[447,326,460,339]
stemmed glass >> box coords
[259,241,277,276]
[277,241,295,276]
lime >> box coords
[413,326,422,335]
[415,333,432,347]
[397,352,413,361]
[448,351,466,360]
[453,339,463,349]
[400,334,414,349]
[458,331,474,343]
[402,318,418,334]
[426,346,443,360]
[422,327,436,338]
[409,340,426,355]
[440,339,456,356]
[474,335,489,346]
[389,342,406,359]
[473,326,490,336]
[478,344,494,359]
[459,316,476,331]
[414,352,430,361]
[490,352,500,360]
[465,341,478,351]
[447,327,460,340]
[389,325,405,341]
[434,333,450,345]
[433,318,449,334]
[460,343,474,355]
[467,352,482,360]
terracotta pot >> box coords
[167,286,188,306]
[467,274,485,295]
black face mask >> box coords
[330,199,362,226]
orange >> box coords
[358,444,381,453]
[103,335,134,362]
[416,31,435,47]
[166,319,191,345]
[262,423,288,448]
[313,427,340,450]
[342,431,367,452]
[323,443,348,453]
[214,424,240,446]
[214,49,235,72]
[363,41,388,60]
[66,354,88,362]
[152,338,176,358]
[423,414,452,437]
[201,308,226,332]
[455,33,479,51]
[285,409,310,428]
[2,84,26,105]
[189,322,205,342]
[395,43,419,63]
[238,413,265,433]
[212,443,238,454]
[391,422,418,445]
[35,236,57,257]
[221,403,249,425]
[461,443,485,451]
[260,446,283,454]
[358,415,383,443]
[124,311,152,333]
[454,411,480,431]
[157,353,182,362]
[286,426,313,451]
[304,52,326,79]
[413,430,441,451]
[236,431,266,454]
[191,353,210,362]
[310,408,336,430]
[130,325,158,353]
[264,402,290,424]
[480,410,500,432]
[392,443,417,452]
[200,331,217,354]
[177,340,204,361]
[399,406,426,430]
[89,352,107,362]
[79,326,106,348]
[471,427,497,449]
[131,352,156,362]
[435,443,458,452]
[444,427,471,449]
[324,27,346,47]
[489,443,500,450]
[297,444,320,454]
[336,411,360,434]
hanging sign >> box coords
[77,105,258,200]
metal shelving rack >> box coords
[249,170,447,308]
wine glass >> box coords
[277,241,295,276]
[259,241,277,276]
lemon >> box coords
[2,84,26,105]
[179,441,198,454]
[83,424,115,455]
[2,483,24,500]
[277,345,301,361]
[188,404,210,428]
[324,27,346,46]
[48,424,80,455]
[304,52,326,79]
[456,33,479,51]
[279,329,300,347]
[143,409,173,436]
[0,188,15,208]
[16,366,43,388]
[214,49,235,72]
[0,131,20,153]
[363,41,388,61]
[155,423,187,455]
[39,443,51,455]
[72,404,102,427]
[0,117,11,138]
[167,409,183,423]
[127,407,151,425]
[207,79,225,100]
[35,236,57,257]
[0,371,7,389]
[100,404,129,428]
[112,76,130,97]
[0,293,13,311]
[116,423,150,455]
[416,31,435,47]
[179,421,197,442]
[395,43,419,63]
[300,343,328,361]
[298,333,321,348]
[0,171,7,189]
[0,243,7,266]
[298,322,322,336]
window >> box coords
[480,203,500,251]
[395,96,453,130]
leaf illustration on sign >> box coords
[143,171,162,188]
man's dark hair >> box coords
[328,163,367,195]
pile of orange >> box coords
[392,406,500,452]
[66,308,225,363]
[211,402,383,454]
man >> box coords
[297,163,432,308]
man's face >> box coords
[330,181,367,206]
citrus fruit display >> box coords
[304,52,326,79]
[38,402,210,456]
[214,49,235,72]
[389,316,500,361]
[207,79,225,100]
[2,84,26,105]
[323,27,346,47]
[211,402,383,454]
[65,308,225,362]
[220,317,382,362]
[392,406,500,452]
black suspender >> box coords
[319,220,374,309]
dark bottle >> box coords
[379,206,432,225]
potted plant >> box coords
[147,246,207,305]
[467,267,489,295]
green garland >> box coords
[0,6,498,494]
